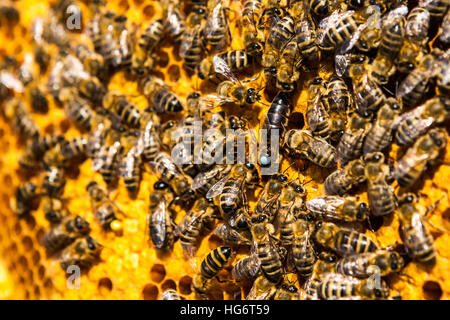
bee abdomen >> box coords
[368,184,396,216]
[201,246,232,279]
[335,230,378,255]
[324,169,352,195]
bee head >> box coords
[356,202,368,221]
[398,193,416,206]
[74,216,90,231]
[154,181,169,190]
[246,88,260,104]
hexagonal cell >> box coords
[423,281,443,300]
[178,275,192,295]
[17,255,28,271]
[150,264,166,283]
[98,277,113,294]
[161,279,177,291]
[21,235,33,251]
[25,215,36,230]
[142,5,155,19]
[14,222,22,235]
[142,284,159,300]
[37,265,46,279]
[59,119,71,133]
[31,250,41,265]
[119,0,130,11]
[35,227,45,243]
[167,65,180,82]
[33,285,41,298]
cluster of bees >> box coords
[0,0,449,300]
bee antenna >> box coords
[398,272,416,285]
[383,86,394,96]
[283,162,295,174]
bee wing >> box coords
[150,199,167,248]
[339,21,370,55]
[317,10,355,44]
[179,26,200,58]
[393,107,434,134]
[318,272,360,284]
[335,54,349,77]
[309,137,336,162]
[411,212,428,241]
[394,148,430,179]
[199,94,235,108]
[192,166,220,191]
[206,172,231,199]
[212,56,240,84]
[0,71,24,93]
[306,196,344,216]
[307,98,329,131]
[381,5,408,28]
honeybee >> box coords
[43,215,90,254]
[278,181,307,245]
[13,182,39,217]
[42,166,66,198]
[317,10,359,53]
[348,64,386,116]
[232,251,261,280]
[394,96,449,147]
[254,173,289,222]
[180,8,206,72]
[274,280,299,300]
[398,193,436,265]
[86,181,122,231]
[141,77,183,113]
[363,98,402,154]
[91,11,121,68]
[192,246,232,299]
[336,112,372,166]
[164,3,186,43]
[393,127,447,188]
[150,152,192,198]
[118,133,143,194]
[324,159,366,195]
[75,44,106,79]
[4,98,39,139]
[241,0,265,57]
[60,236,103,271]
[0,68,23,102]
[292,217,316,278]
[161,289,182,300]
[284,129,337,168]
[334,52,368,78]
[420,0,449,20]
[192,165,233,197]
[60,137,88,161]
[140,112,161,162]
[177,197,218,257]
[406,7,430,45]
[397,50,443,107]
[102,93,142,128]
[306,77,330,140]
[306,195,369,222]
[251,218,284,284]
[198,51,253,81]
[59,88,95,132]
[132,19,163,76]
[29,135,65,161]
[262,14,295,79]
[42,197,66,224]
[207,164,259,227]
[148,181,175,250]
[363,152,396,217]
[276,39,302,92]
[92,129,123,185]
[246,275,277,300]
[113,15,133,71]
[204,0,230,51]
[314,221,379,256]
[335,250,404,278]
[325,75,351,142]
[214,223,251,246]
[26,84,49,113]
[308,272,390,300]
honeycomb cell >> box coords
[167,65,180,83]
[423,281,443,300]
[59,119,71,133]
[161,279,176,291]
[178,276,192,295]
[31,250,40,264]
[98,277,113,293]
[17,255,28,271]
[3,174,12,186]
[34,285,40,297]
[21,236,33,251]
[150,264,166,283]
[142,5,154,19]
[25,215,36,230]
[37,265,45,279]
[142,284,158,300]
[14,222,22,236]
[35,228,45,243]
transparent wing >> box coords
[206,172,231,199]
[150,200,167,247]
[199,94,235,108]
[339,21,370,55]
[381,5,408,29]
[306,196,344,216]
[335,54,349,77]
[179,26,201,58]
[192,166,222,191]
[317,10,355,44]
[0,71,24,93]
[392,103,427,129]
[212,56,240,84]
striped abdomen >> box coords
[367,183,396,217]
[363,124,393,154]
[200,246,232,279]
[152,88,183,113]
[324,169,353,195]
[378,17,405,60]
[317,279,357,299]
[334,230,378,255]
[337,130,366,166]
[257,241,283,284]
[320,15,358,51]
[267,15,295,51]
[219,177,243,217]
[292,235,316,278]
[402,223,436,265]
[114,99,141,127]
[218,50,252,72]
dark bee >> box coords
[314,221,379,256]
[251,218,284,284]
[42,166,66,198]
[292,218,316,278]
[335,250,405,278]
[148,181,175,250]
[306,195,369,222]
[13,182,39,217]
[363,98,402,154]
[192,246,232,299]
[420,0,449,20]
[393,127,447,188]
[86,181,122,231]
[398,193,436,265]
[324,159,366,196]
[141,77,183,113]
[336,112,371,167]
[284,129,337,168]
[60,236,103,271]
[43,215,90,254]
[363,152,396,217]
[394,96,448,147]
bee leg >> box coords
[398,272,416,285]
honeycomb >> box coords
[0,0,449,300]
